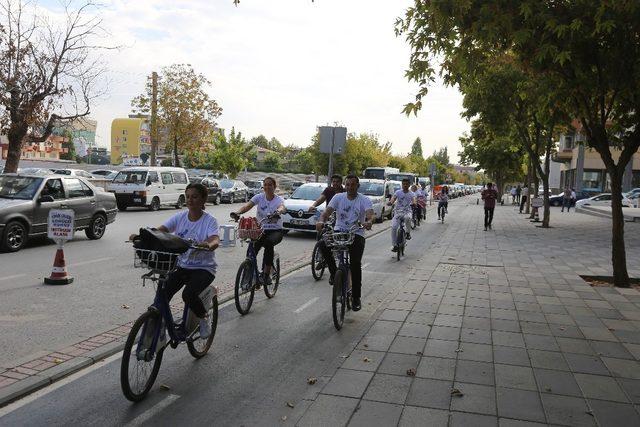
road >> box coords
[0,200,399,369]
[0,198,454,426]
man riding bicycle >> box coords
[410,183,426,223]
[129,183,220,339]
[308,174,344,212]
[315,174,374,311]
[437,186,449,221]
[389,178,416,252]
[231,177,286,286]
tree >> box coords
[262,152,282,172]
[431,147,450,167]
[0,0,110,173]
[206,128,253,178]
[410,137,423,158]
[397,1,640,287]
[59,130,76,161]
[132,64,222,167]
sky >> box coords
[44,0,470,161]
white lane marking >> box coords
[125,394,180,427]
[69,257,114,267]
[0,352,122,417]
[0,273,26,282]
[294,297,319,313]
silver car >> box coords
[0,174,117,252]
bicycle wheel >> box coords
[396,227,405,261]
[187,296,219,358]
[234,260,255,315]
[411,214,417,230]
[311,241,326,281]
[121,310,164,402]
[332,269,346,330]
[264,256,280,298]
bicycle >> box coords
[411,204,420,228]
[438,202,447,223]
[394,211,409,261]
[323,223,361,330]
[232,215,281,315]
[121,245,218,402]
[311,212,336,281]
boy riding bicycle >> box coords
[437,186,449,220]
[389,178,416,252]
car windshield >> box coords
[360,182,384,196]
[0,176,42,199]
[113,171,148,184]
[387,174,413,182]
[20,168,52,176]
[291,185,324,200]
[219,179,234,189]
[53,169,72,175]
[245,181,262,188]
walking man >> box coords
[516,185,522,204]
[519,184,529,213]
[510,187,517,205]
[482,182,498,230]
[561,186,572,212]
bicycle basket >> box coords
[237,216,263,240]
[134,249,179,274]
[323,231,355,248]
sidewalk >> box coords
[292,203,640,426]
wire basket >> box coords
[323,231,355,249]
[237,216,263,240]
[134,248,180,274]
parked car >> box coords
[359,179,387,222]
[282,183,326,233]
[218,179,248,203]
[52,169,95,179]
[384,180,402,219]
[90,169,117,178]
[107,167,189,211]
[189,177,221,205]
[0,174,117,252]
[290,181,304,192]
[16,168,54,176]
[245,180,264,198]
[575,193,633,208]
[548,190,593,207]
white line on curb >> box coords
[294,297,319,313]
[125,394,180,427]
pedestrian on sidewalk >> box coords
[510,187,517,205]
[561,186,572,212]
[482,182,498,230]
[519,185,529,213]
[571,188,576,210]
[516,185,522,204]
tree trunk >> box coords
[542,141,552,228]
[525,160,532,214]
[4,127,28,173]
[173,137,180,167]
[609,169,630,287]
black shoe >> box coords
[489,224,492,229]
[484,227,487,231]
[391,246,398,252]
[406,233,411,240]
[352,298,361,311]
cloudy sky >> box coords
[46,0,469,161]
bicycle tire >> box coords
[332,269,346,330]
[121,310,164,402]
[396,227,404,261]
[234,260,255,315]
[311,241,326,281]
[187,296,219,358]
[264,256,280,298]
[411,215,417,230]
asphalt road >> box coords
[0,200,451,426]
[0,200,397,369]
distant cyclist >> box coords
[388,178,416,252]
[231,177,286,286]
[308,174,344,212]
[437,186,449,221]
[412,183,427,221]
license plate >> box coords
[134,198,141,202]
[291,219,308,225]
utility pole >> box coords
[150,71,158,166]
[327,127,335,185]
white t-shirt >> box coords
[163,211,219,275]
[415,189,427,200]
[251,193,284,230]
[394,190,415,215]
[328,192,373,237]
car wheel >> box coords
[214,194,221,205]
[149,197,160,211]
[2,220,27,252]
[85,214,107,240]
[117,203,127,211]
[175,195,185,209]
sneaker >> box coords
[263,272,272,287]
[437,216,441,220]
[489,224,492,230]
[199,316,211,339]
[406,233,411,240]
[352,298,362,311]
[484,227,487,231]
[391,246,398,252]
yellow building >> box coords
[110,118,151,165]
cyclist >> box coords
[129,183,220,339]
[231,177,286,286]
[315,174,374,311]
[437,186,449,220]
[410,183,426,224]
[388,178,416,252]
[308,174,344,212]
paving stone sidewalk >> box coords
[293,202,640,426]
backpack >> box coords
[133,227,190,270]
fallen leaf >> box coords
[416,351,423,356]
[406,368,416,376]
[121,304,130,309]
[363,357,371,363]
[363,344,369,348]
[53,358,63,364]
[286,402,295,408]
[159,384,171,391]
[451,388,464,397]
[307,377,317,385]
[234,345,239,349]
[545,387,552,392]
[608,328,615,331]
[559,327,565,331]
[281,416,288,422]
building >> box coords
[0,134,70,161]
[553,120,640,193]
[110,117,151,165]
[53,117,97,158]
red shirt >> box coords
[482,188,498,208]
[322,186,344,204]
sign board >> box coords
[429,163,436,175]
[531,197,544,208]
[319,126,347,154]
[48,209,75,240]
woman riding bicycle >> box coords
[129,183,220,339]
[437,185,449,220]
[231,177,286,285]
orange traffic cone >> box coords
[44,243,74,285]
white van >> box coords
[107,167,189,211]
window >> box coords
[172,172,187,184]
[632,171,640,189]
[564,135,574,150]
[42,179,65,200]
[582,171,602,191]
[161,172,173,185]
[65,178,91,198]
[595,194,611,201]
[148,172,159,183]
[122,129,128,135]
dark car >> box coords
[219,179,248,203]
[548,190,594,207]
[188,177,222,205]
[245,180,263,198]
[0,174,117,252]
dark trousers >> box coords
[165,267,214,318]
[484,207,495,228]
[254,229,284,269]
[319,234,366,299]
[438,202,448,218]
[562,198,572,212]
[520,196,528,212]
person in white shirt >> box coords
[520,185,529,213]
[388,178,417,252]
[316,174,374,311]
